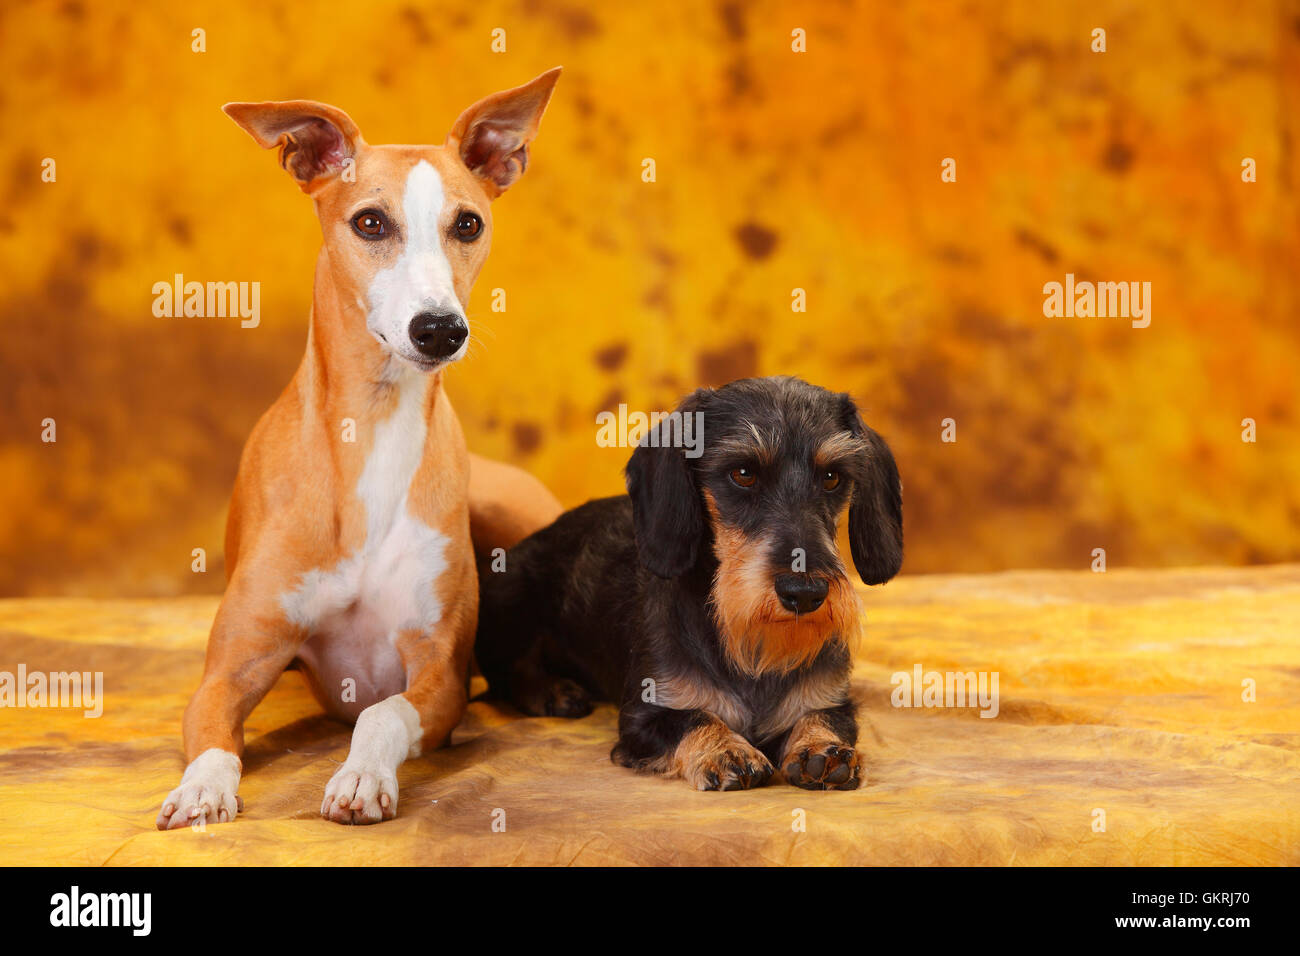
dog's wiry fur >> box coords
[476,376,903,790]
[706,489,863,677]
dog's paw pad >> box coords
[321,765,398,825]
[544,678,593,718]
[784,744,862,791]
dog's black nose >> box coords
[408,311,468,361]
[774,574,829,614]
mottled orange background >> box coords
[1,0,1297,597]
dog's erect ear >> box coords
[625,390,708,579]
[222,100,362,191]
[446,67,561,199]
[841,395,904,585]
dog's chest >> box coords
[283,378,449,714]
[659,667,846,744]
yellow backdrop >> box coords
[1,0,1297,596]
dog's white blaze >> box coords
[281,370,449,716]
[355,369,449,632]
[365,160,465,363]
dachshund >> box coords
[475,376,903,790]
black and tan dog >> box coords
[476,376,903,790]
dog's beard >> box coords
[709,528,862,677]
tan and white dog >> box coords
[156,69,563,828]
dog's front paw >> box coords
[677,724,774,791]
[543,678,593,718]
[783,743,861,790]
[321,764,398,824]
[156,748,243,830]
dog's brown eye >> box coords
[730,467,757,488]
[352,210,388,239]
[454,211,482,241]
[822,470,841,491]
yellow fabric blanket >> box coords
[1,566,1297,866]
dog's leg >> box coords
[320,622,474,824]
[498,636,594,718]
[779,702,862,790]
[156,575,304,830]
[319,691,430,825]
[614,705,774,791]
[467,452,562,558]
[475,531,593,717]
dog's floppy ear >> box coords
[446,67,561,199]
[625,390,708,578]
[841,395,903,585]
[223,100,363,192]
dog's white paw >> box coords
[157,748,243,830]
[321,763,398,825]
